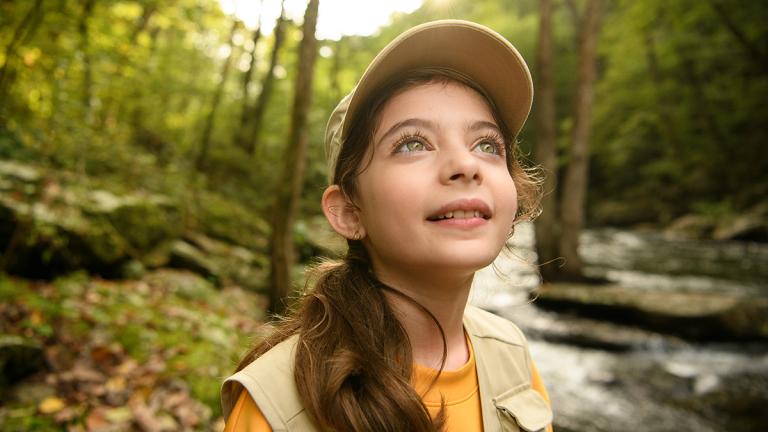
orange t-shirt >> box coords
[224,340,552,431]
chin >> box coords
[432,249,501,273]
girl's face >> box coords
[354,81,518,282]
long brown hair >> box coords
[232,69,542,431]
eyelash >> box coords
[391,130,506,157]
[476,132,506,157]
[392,130,430,153]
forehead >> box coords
[373,81,498,137]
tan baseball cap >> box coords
[324,19,533,183]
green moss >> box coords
[53,272,89,297]
[0,406,60,432]
[195,191,268,251]
[0,275,27,301]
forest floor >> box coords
[0,269,268,431]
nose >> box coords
[439,145,482,184]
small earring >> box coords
[352,229,362,241]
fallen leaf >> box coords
[90,345,114,365]
[105,376,126,392]
[67,424,86,432]
[162,391,187,409]
[39,396,66,414]
[175,403,201,427]
[104,406,132,423]
[131,387,153,404]
[85,407,109,430]
[30,309,44,326]
[115,358,138,376]
[132,401,178,432]
[64,364,105,383]
[54,405,81,423]
[81,382,107,397]
[143,355,166,374]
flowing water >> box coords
[470,223,768,432]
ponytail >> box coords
[234,241,445,431]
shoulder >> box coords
[463,304,527,347]
[222,335,305,426]
[240,335,299,378]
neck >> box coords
[378,269,474,371]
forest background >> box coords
[1,0,766,430]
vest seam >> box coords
[470,334,526,347]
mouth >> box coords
[426,199,492,221]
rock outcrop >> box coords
[0,161,181,278]
[534,283,768,341]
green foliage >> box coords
[1,406,60,432]
[592,0,768,222]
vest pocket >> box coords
[493,385,553,432]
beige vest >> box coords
[221,305,553,431]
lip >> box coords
[426,198,492,221]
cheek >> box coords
[360,165,422,206]
[499,178,519,226]
[356,174,410,228]
[511,183,519,219]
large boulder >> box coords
[0,161,181,278]
[0,334,47,387]
[534,283,768,341]
[713,203,768,242]
[664,214,716,240]
[169,232,267,291]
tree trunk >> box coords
[558,0,602,280]
[195,19,241,171]
[329,38,343,102]
[0,0,44,112]
[79,0,96,125]
[268,0,320,315]
[244,2,287,155]
[533,0,560,282]
[233,0,265,150]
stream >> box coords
[470,223,768,432]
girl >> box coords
[222,20,553,432]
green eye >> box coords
[396,140,426,153]
[475,142,499,154]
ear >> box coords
[321,185,366,240]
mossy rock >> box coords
[0,335,47,387]
[535,283,768,341]
[0,162,182,278]
[169,234,267,292]
[194,192,268,252]
[82,189,182,253]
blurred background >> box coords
[1,0,766,430]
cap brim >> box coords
[342,20,533,140]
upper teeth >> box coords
[435,210,482,220]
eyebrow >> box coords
[376,118,502,147]
[467,120,502,134]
